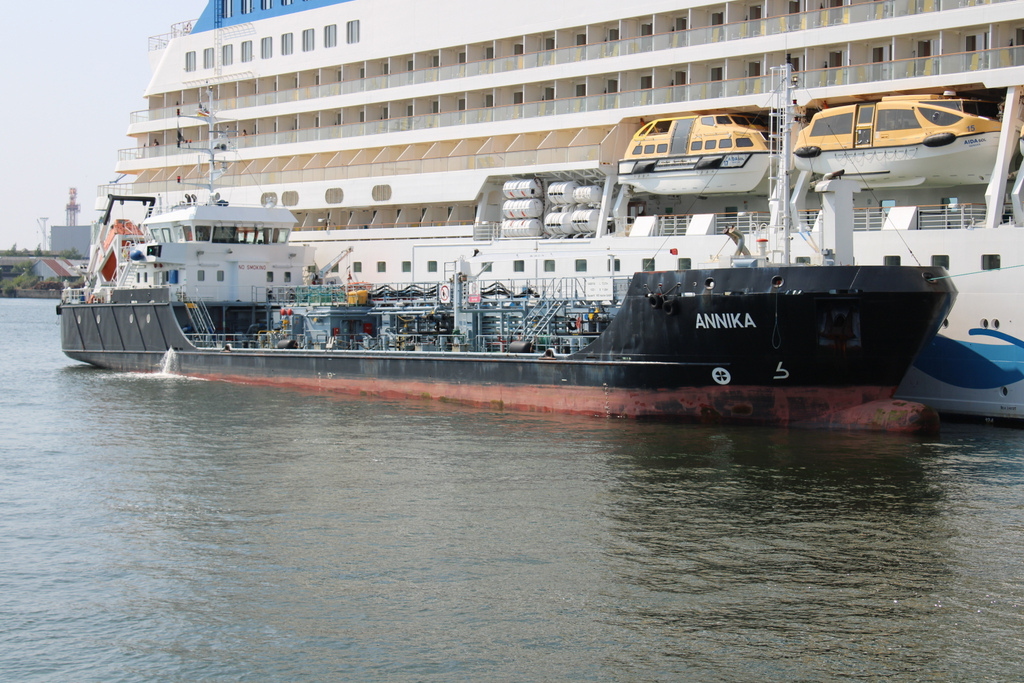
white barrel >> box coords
[569,209,602,233]
[502,198,544,219]
[573,185,603,205]
[544,211,575,236]
[502,179,543,199]
[546,181,580,205]
[502,219,543,237]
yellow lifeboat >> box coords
[793,94,1002,187]
[618,113,771,195]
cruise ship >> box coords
[107,0,1024,422]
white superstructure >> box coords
[105,0,1024,422]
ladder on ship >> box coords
[183,296,216,345]
[510,299,563,343]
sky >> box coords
[0,1,207,251]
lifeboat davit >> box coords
[618,113,771,195]
[793,94,1002,188]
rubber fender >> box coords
[508,340,534,354]
[662,296,679,316]
[794,146,822,158]
[276,339,299,349]
[923,132,956,148]
[648,293,664,309]
[695,156,722,169]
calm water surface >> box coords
[3,298,1024,681]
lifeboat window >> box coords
[657,144,668,153]
[716,116,731,124]
[652,120,672,134]
[644,144,656,154]
[701,116,715,126]
[691,141,702,151]
[809,112,853,138]
[637,122,656,136]
[705,139,717,150]
[719,138,733,149]
[735,137,754,148]
[920,107,962,126]
[633,145,643,154]
[857,104,875,125]
[195,226,211,241]
[876,108,921,131]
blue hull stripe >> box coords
[913,330,1024,389]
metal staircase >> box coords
[510,299,563,342]
[182,296,216,345]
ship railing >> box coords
[184,332,262,349]
[131,0,1013,124]
[121,43,1024,167]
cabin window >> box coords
[642,258,656,271]
[920,107,962,126]
[261,37,273,59]
[705,139,717,150]
[222,44,233,67]
[241,0,253,12]
[241,41,253,62]
[656,143,668,153]
[303,29,315,52]
[544,260,556,272]
[678,257,691,270]
[353,262,362,273]
[427,261,437,273]
[795,257,811,265]
[377,262,386,273]
[719,138,733,149]
[810,112,853,138]
[346,20,360,44]
[690,141,702,151]
[324,24,337,48]
[513,260,525,272]
[185,51,197,72]
[281,33,293,56]
[197,270,205,282]
[217,271,225,281]
[267,272,274,283]
[575,259,588,273]
[644,145,655,154]
[884,255,902,266]
[982,254,1001,270]
[402,261,411,273]
[203,47,215,69]
[876,108,921,132]
[931,255,950,269]
[212,226,237,243]
[610,258,620,272]
[284,272,292,283]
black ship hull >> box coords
[60,266,955,432]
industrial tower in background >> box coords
[65,188,80,227]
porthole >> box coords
[371,184,393,201]
[981,319,989,329]
[994,319,1000,330]
[771,275,784,288]
[1001,386,1009,397]
[325,187,344,204]
[281,190,299,206]
[260,192,279,207]
[942,319,949,328]
[705,277,715,290]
